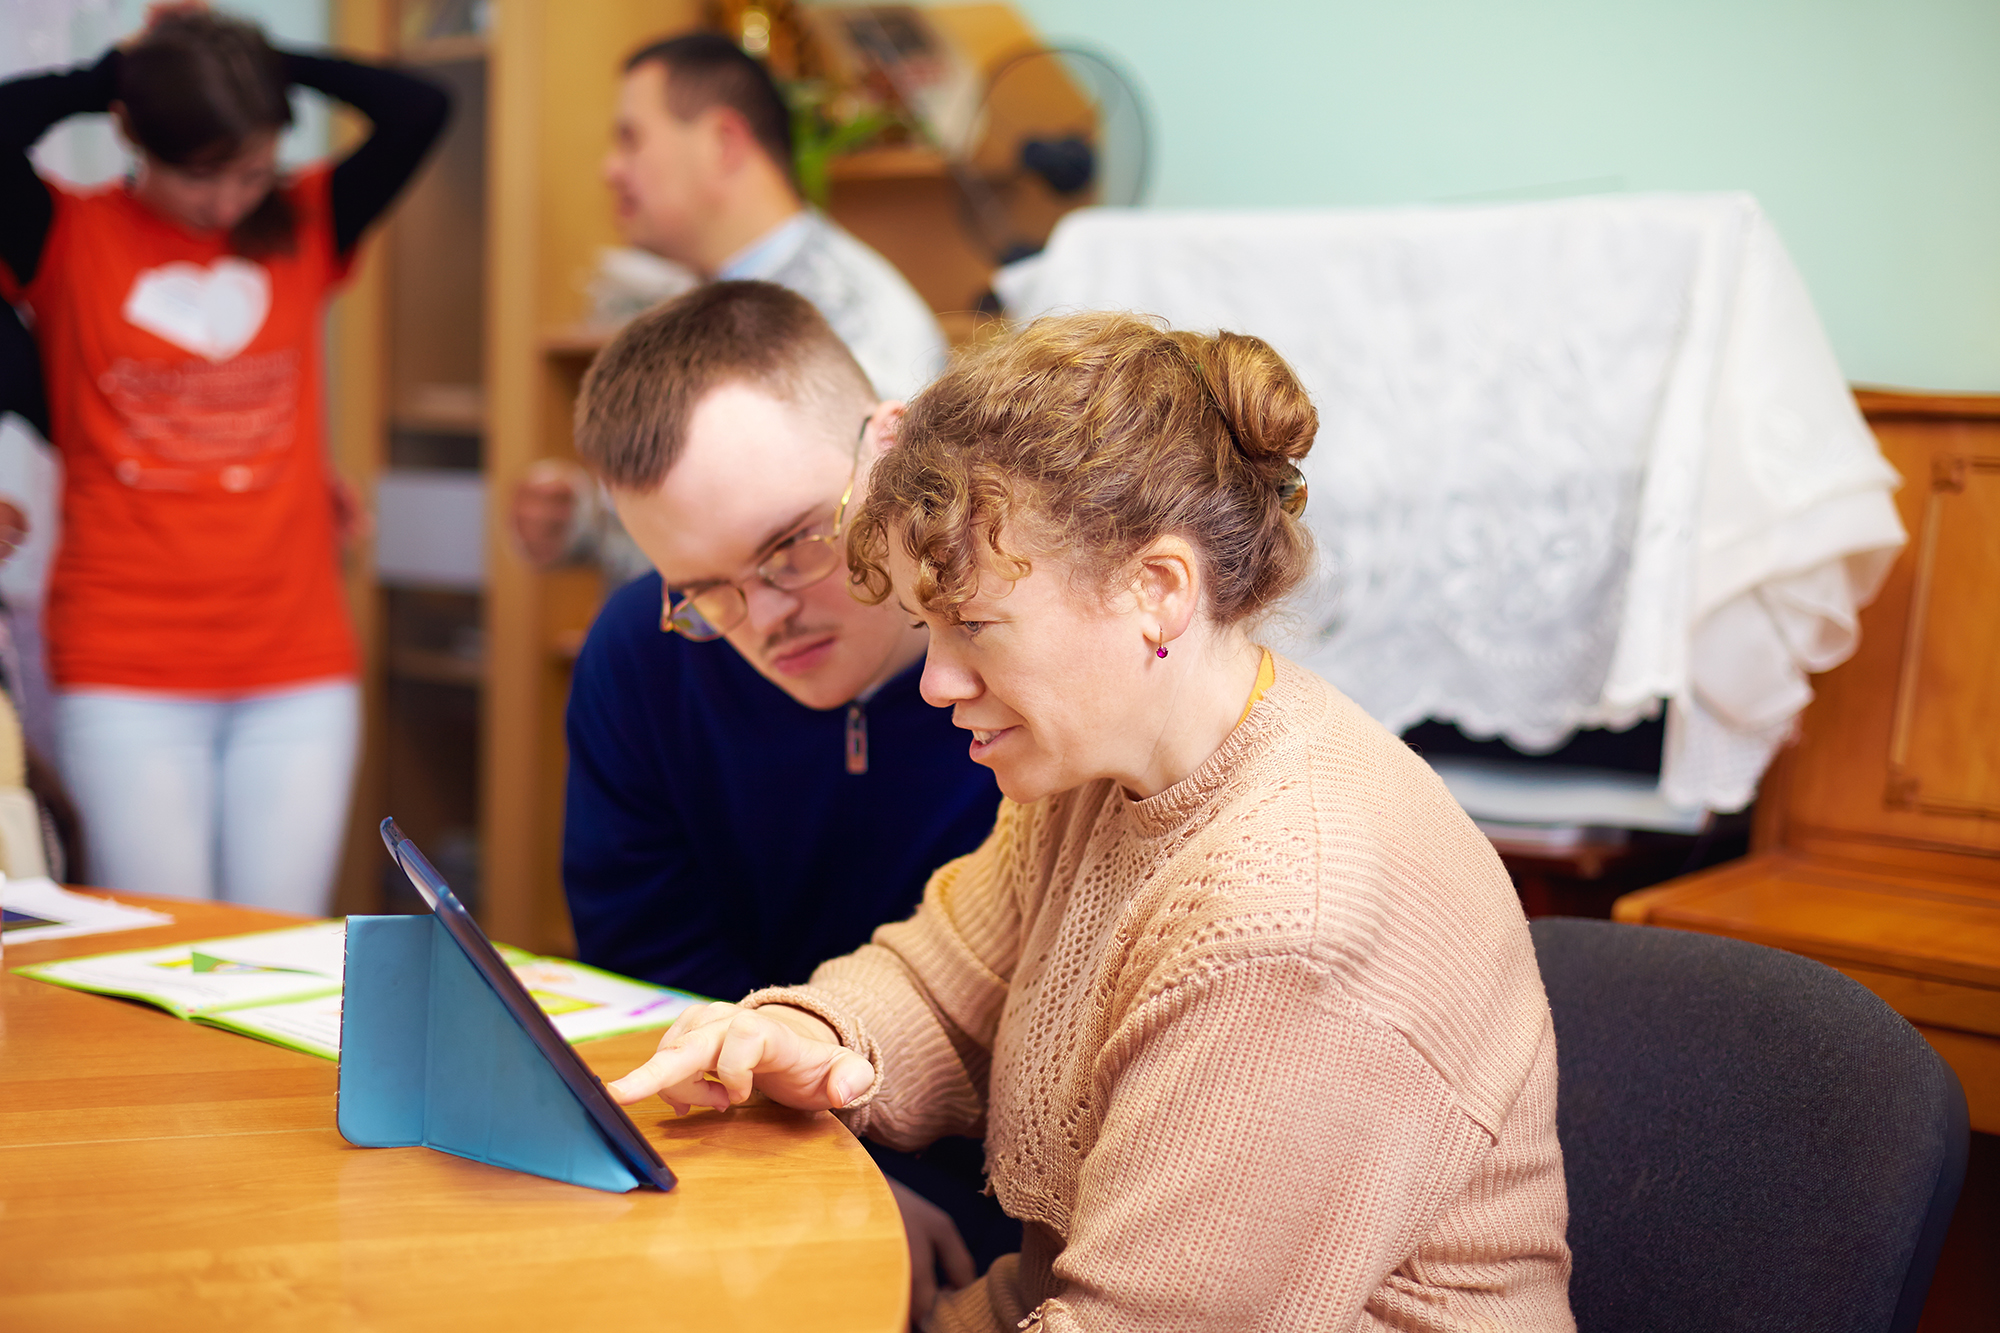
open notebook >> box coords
[17,917,703,1060]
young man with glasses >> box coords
[566,280,1013,1317]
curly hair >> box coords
[849,311,1317,628]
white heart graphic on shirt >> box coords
[121,258,271,362]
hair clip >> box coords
[1277,464,1308,518]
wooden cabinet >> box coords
[1617,390,2000,1132]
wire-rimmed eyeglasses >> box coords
[659,413,872,642]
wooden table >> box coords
[0,895,908,1330]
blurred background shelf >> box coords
[539,324,612,358]
[400,32,486,64]
[331,0,1057,953]
[387,646,484,687]
[391,383,486,433]
[827,145,953,182]
[331,0,691,948]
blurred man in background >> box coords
[513,33,945,575]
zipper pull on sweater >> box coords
[845,701,868,775]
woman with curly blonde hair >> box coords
[612,312,1574,1332]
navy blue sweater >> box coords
[563,572,1002,998]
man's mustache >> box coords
[759,621,835,656]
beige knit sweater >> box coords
[744,657,1573,1332]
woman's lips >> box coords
[967,726,1016,759]
[770,635,836,676]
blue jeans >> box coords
[55,679,360,914]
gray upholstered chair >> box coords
[1529,917,1968,1333]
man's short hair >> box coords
[626,32,795,188]
[574,281,877,491]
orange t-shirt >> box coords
[2,167,359,692]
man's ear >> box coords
[706,105,761,177]
[864,401,906,456]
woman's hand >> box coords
[887,1178,975,1328]
[606,1001,875,1115]
[0,499,28,564]
[329,473,371,547]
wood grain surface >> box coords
[0,895,907,1331]
[1757,409,2000,871]
[1616,391,2000,1137]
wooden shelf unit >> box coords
[401,32,487,65]
[331,1,1048,952]
[827,144,953,182]
[331,0,701,948]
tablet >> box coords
[380,817,677,1191]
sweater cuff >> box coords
[740,985,885,1111]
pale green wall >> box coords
[1014,0,2000,392]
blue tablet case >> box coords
[336,913,646,1193]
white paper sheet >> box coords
[1,877,175,944]
[512,956,702,1043]
[22,942,340,1019]
[189,920,347,980]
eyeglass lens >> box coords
[670,587,742,640]
[661,420,864,643]
[666,529,846,641]
[760,531,842,588]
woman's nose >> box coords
[919,644,978,709]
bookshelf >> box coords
[330,0,701,950]
[330,1,1039,953]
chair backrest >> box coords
[1529,917,1968,1333]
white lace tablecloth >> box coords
[996,196,1905,814]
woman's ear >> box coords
[1133,535,1200,640]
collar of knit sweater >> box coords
[1120,650,1315,839]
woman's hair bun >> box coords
[1172,329,1318,469]
[853,310,1319,628]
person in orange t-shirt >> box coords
[0,11,447,911]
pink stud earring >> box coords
[1157,645,1169,658]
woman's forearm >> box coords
[0,50,119,153]
[0,50,120,287]
[283,51,449,256]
